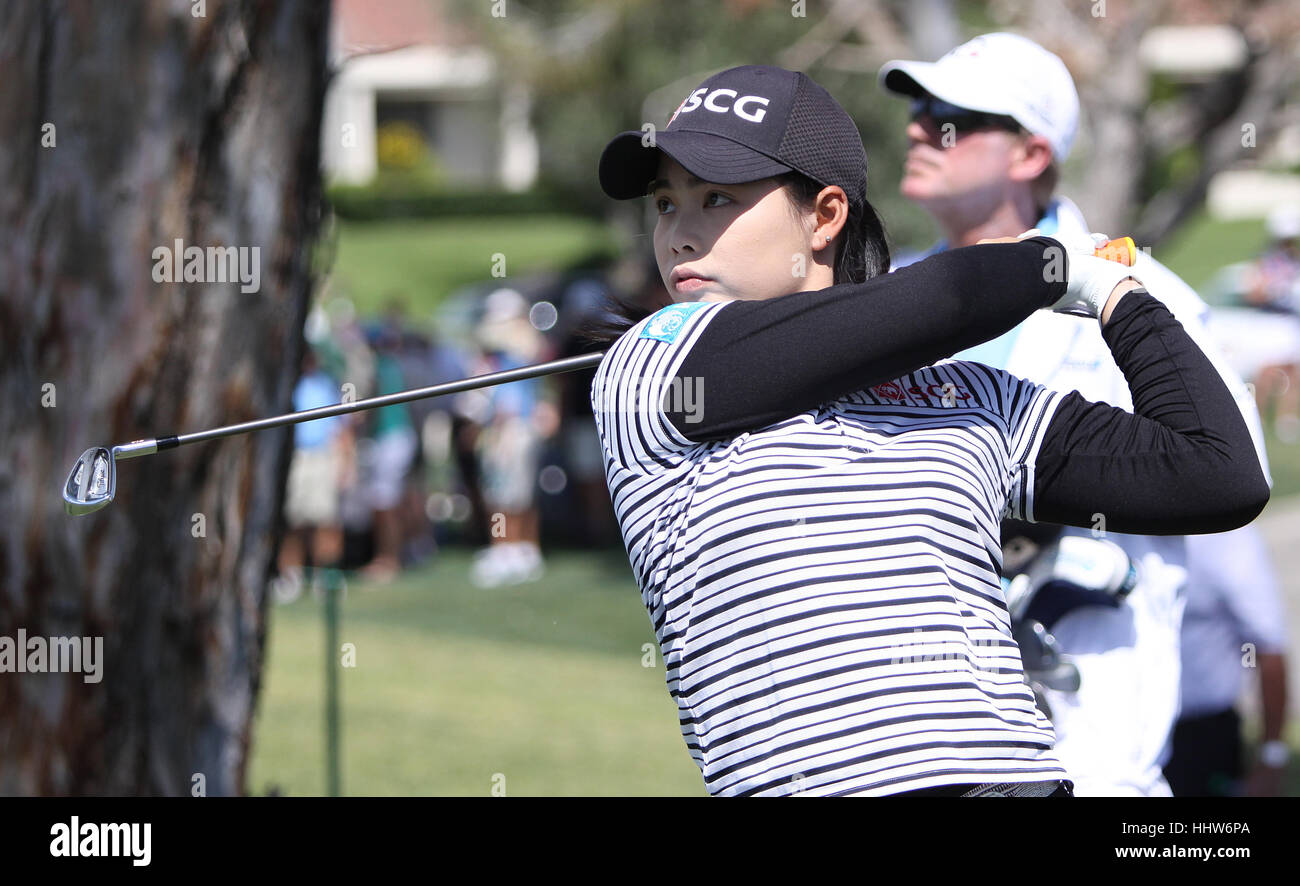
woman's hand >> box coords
[976,230,1144,323]
[1053,252,1141,320]
[975,228,1043,246]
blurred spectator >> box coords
[391,327,439,568]
[1164,523,1291,796]
[466,288,558,587]
[555,276,620,547]
[560,256,672,552]
[358,321,419,584]
[399,325,476,562]
[377,298,473,570]
[274,346,353,600]
[447,407,491,548]
[1247,207,1300,314]
[294,263,684,571]
[1244,206,1300,442]
[325,296,376,401]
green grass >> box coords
[247,541,1300,797]
[1156,211,1270,299]
[321,208,1271,318]
[247,548,707,797]
[323,215,620,320]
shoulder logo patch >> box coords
[871,381,905,401]
[639,301,709,343]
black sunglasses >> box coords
[909,96,1024,135]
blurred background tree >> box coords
[986,0,1300,244]
[449,0,937,249]
[448,0,1300,250]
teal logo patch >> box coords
[639,301,709,343]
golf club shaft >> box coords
[121,351,606,454]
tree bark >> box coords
[0,0,329,795]
[1074,26,1149,235]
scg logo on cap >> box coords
[673,88,770,124]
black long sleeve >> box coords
[665,237,1066,439]
[657,237,1267,537]
[1032,290,1269,535]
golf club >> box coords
[63,237,1139,516]
[63,350,606,516]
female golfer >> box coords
[589,65,1268,797]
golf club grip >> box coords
[1092,236,1136,266]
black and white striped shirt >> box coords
[593,301,1066,795]
[590,240,1269,796]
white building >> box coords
[321,0,538,190]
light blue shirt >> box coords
[293,371,341,450]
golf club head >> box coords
[1034,661,1083,694]
[63,447,115,515]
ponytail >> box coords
[575,286,670,347]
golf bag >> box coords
[1000,523,1141,719]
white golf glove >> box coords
[1037,231,1139,318]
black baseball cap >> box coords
[599,65,868,213]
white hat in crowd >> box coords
[879,32,1080,163]
[1267,205,1300,241]
[477,288,543,361]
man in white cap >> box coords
[880,32,1274,796]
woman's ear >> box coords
[812,185,850,252]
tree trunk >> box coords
[0,0,329,795]
[1072,14,1150,236]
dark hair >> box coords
[775,169,890,286]
[576,171,891,345]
